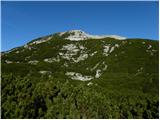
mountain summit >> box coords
[19,30,126,47]
[13,30,127,47]
[1,30,159,119]
[58,30,126,41]
[2,31,158,82]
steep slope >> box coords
[1,30,159,119]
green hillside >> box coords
[1,31,159,118]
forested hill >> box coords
[1,30,159,118]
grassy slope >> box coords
[2,38,159,95]
[1,37,159,118]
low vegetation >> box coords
[1,73,159,119]
[1,32,159,118]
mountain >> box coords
[58,30,126,40]
[1,30,159,119]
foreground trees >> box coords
[1,73,159,119]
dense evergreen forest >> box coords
[1,31,159,118]
[1,73,159,119]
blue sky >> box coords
[1,1,159,51]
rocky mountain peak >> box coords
[58,30,126,41]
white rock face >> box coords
[60,44,79,61]
[103,44,116,56]
[60,44,89,63]
[39,71,52,74]
[5,60,13,64]
[66,72,94,81]
[102,64,108,71]
[61,44,78,51]
[148,45,152,49]
[79,45,85,50]
[90,51,97,56]
[65,30,88,41]
[152,49,157,52]
[146,46,157,56]
[87,82,93,86]
[64,62,68,67]
[25,56,31,61]
[91,63,100,71]
[85,61,108,79]
[44,56,60,63]
[59,30,126,41]
[15,51,20,54]
[142,42,145,44]
[30,36,52,45]
[24,44,32,50]
[73,53,88,63]
[24,44,28,48]
[28,60,39,65]
[95,69,102,78]
[103,45,110,56]
[135,67,143,76]
[115,44,119,48]
[109,46,115,53]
